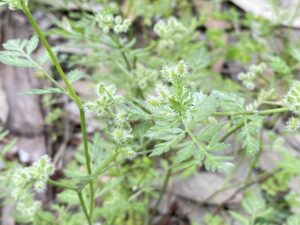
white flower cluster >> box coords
[11,155,55,216]
[0,0,28,10]
[95,13,131,34]
[154,17,187,48]
[160,60,188,84]
[285,82,300,131]
[16,194,41,217]
[147,60,188,109]
[112,111,136,159]
[285,81,300,115]
[237,63,266,90]
[84,82,123,114]
[286,117,300,131]
[147,83,170,110]
[112,128,132,144]
[112,125,136,159]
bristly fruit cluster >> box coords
[96,13,131,34]
[285,82,300,131]
[11,155,55,216]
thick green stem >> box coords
[19,0,94,220]
[213,107,289,117]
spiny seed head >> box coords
[115,112,128,124]
[84,101,97,111]
[285,81,300,114]
[95,82,106,97]
[114,15,122,24]
[286,117,300,131]
[34,180,46,193]
[96,12,131,34]
[156,83,170,100]
[147,96,161,109]
[112,128,131,144]
[177,60,188,76]
[17,197,41,217]
[160,60,188,84]
[33,155,55,177]
[11,155,54,202]
[238,63,266,90]
[161,66,171,82]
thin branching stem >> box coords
[213,107,289,117]
[77,191,92,225]
[19,0,94,220]
[148,167,172,225]
[108,33,132,70]
[47,179,76,191]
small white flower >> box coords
[286,117,300,131]
[156,83,170,100]
[34,180,46,193]
[176,60,188,76]
[11,155,55,201]
[115,112,128,124]
[147,96,161,110]
[112,128,132,144]
[285,81,300,115]
[161,66,171,82]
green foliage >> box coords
[0,36,39,67]
[285,215,300,225]
[230,193,274,225]
[1,0,300,225]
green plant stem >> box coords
[219,120,245,142]
[77,152,118,191]
[155,168,172,210]
[94,152,118,176]
[213,107,289,117]
[182,119,205,153]
[47,179,76,191]
[20,2,80,106]
[26,57,69,97]
[218,107,289,142]
[108,33,132,70]
[19,0,94,219]
[77,191,92,225]
[148,167,172,225]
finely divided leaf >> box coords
[150,132,185,156]
[238,119,261,155]
[213,91,244,112]
[191,92,218,121]
[67,69,85,83]
[204,155,233,173]
[0,37,40,68]
[25,36,39,54]
[20,88,62,95]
